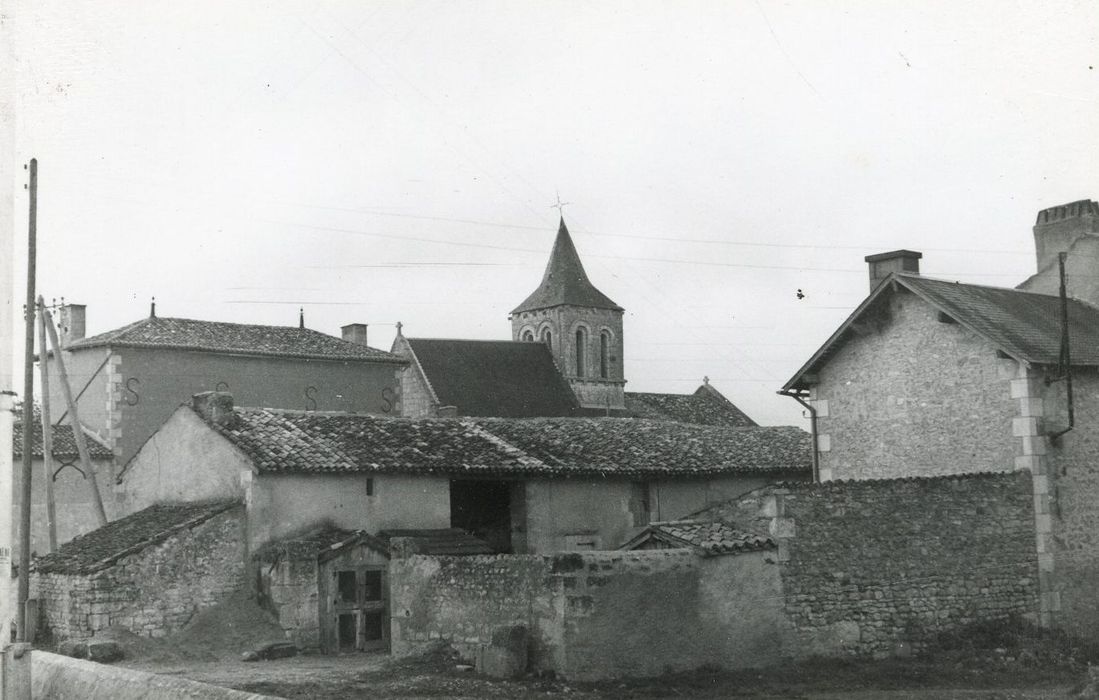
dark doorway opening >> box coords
[330,566,388,652]
[450,479,513,553]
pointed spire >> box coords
[511,218,622,314]
[150,297,156,318]
[299,307,305,329]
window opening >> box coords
[600,331,610,379]
[575,328,587,376]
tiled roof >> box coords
[403,338,579,418]
[66,316,405,363]
[377,529,494,556]
[12,421,114,460]
[473,418,810,477]
[784,273,1099,391]
[512,218,622,314]
[621,520,774,556]
[624,383,757,427]
[209,408,542,476]
[34,501,239,575]
[205,408,811,478]
[253,527,389,562]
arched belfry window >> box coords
[521,330,534,342]
[575,328,587,377]
[541,327,552,348]
[600,331,610,379]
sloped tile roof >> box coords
[624,383,757,427]
[34,501,240,575]
[209,408,543,476]
[404,338,579,418]
[13,421,114,460]
[512,218,622,313]
[206,408,811,478]
[473,418,810,476]
[253,527,389,562]
[784,273,1099,391]
[66,316,405,363]
[621,520,774,556]
[377,528,494,555]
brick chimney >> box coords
[192,392,234,426]
[864,250,921,293]
[341,323,368,346]
[1032,200,1099,274]
[58,303,86,347]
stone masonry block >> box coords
[1010,377,1039,400]
[1016,397,1044,417]
[817,434,832,452]
[1015,455,1043,473]
[1019,436,1046,456]
[769,517,796,539]
[812,399,829,418]
[1012,417,1041,437]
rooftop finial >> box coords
[299,307,305,329]
[150,296,156,318]
[703,375,710,385]
[395,321,403,336]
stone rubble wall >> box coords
[389,548,784,680]
[33,507,247,640]
[770,471,1040,657]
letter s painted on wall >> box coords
[124,377,140,406]
[381,386,396,413]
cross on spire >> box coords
[550,191,570,217]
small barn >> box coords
[31,501,245,641]
[255,527,490,653]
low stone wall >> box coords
[769,471,1040,657]
[32,650,277,699]
[390,548,787,680]
[34,507,247,640]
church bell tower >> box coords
[510,218,625,411]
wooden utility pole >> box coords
[37,297,58,552]
[42,306,108,527]
[16,159,37,643]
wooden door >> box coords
[331,565,388,652]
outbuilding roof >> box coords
[66,316,405,363]
[784,273,1099,391]
[624,383,757,427]
[203,407,811,479]
[402,338,579,417]
[377,529,495,556]
[619,520,774,556]
[13,421,114,460]
[512,218,622,314]
[34,501,240,575]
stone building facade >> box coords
[781,197,1099,637]
[44,307,407,465]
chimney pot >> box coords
[58,303,87,347]
[341,323,369,346]
[192,391,234,426]
[864,250,922,292]
[1032,199,1099,274]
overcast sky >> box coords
[6,0,1098,426]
